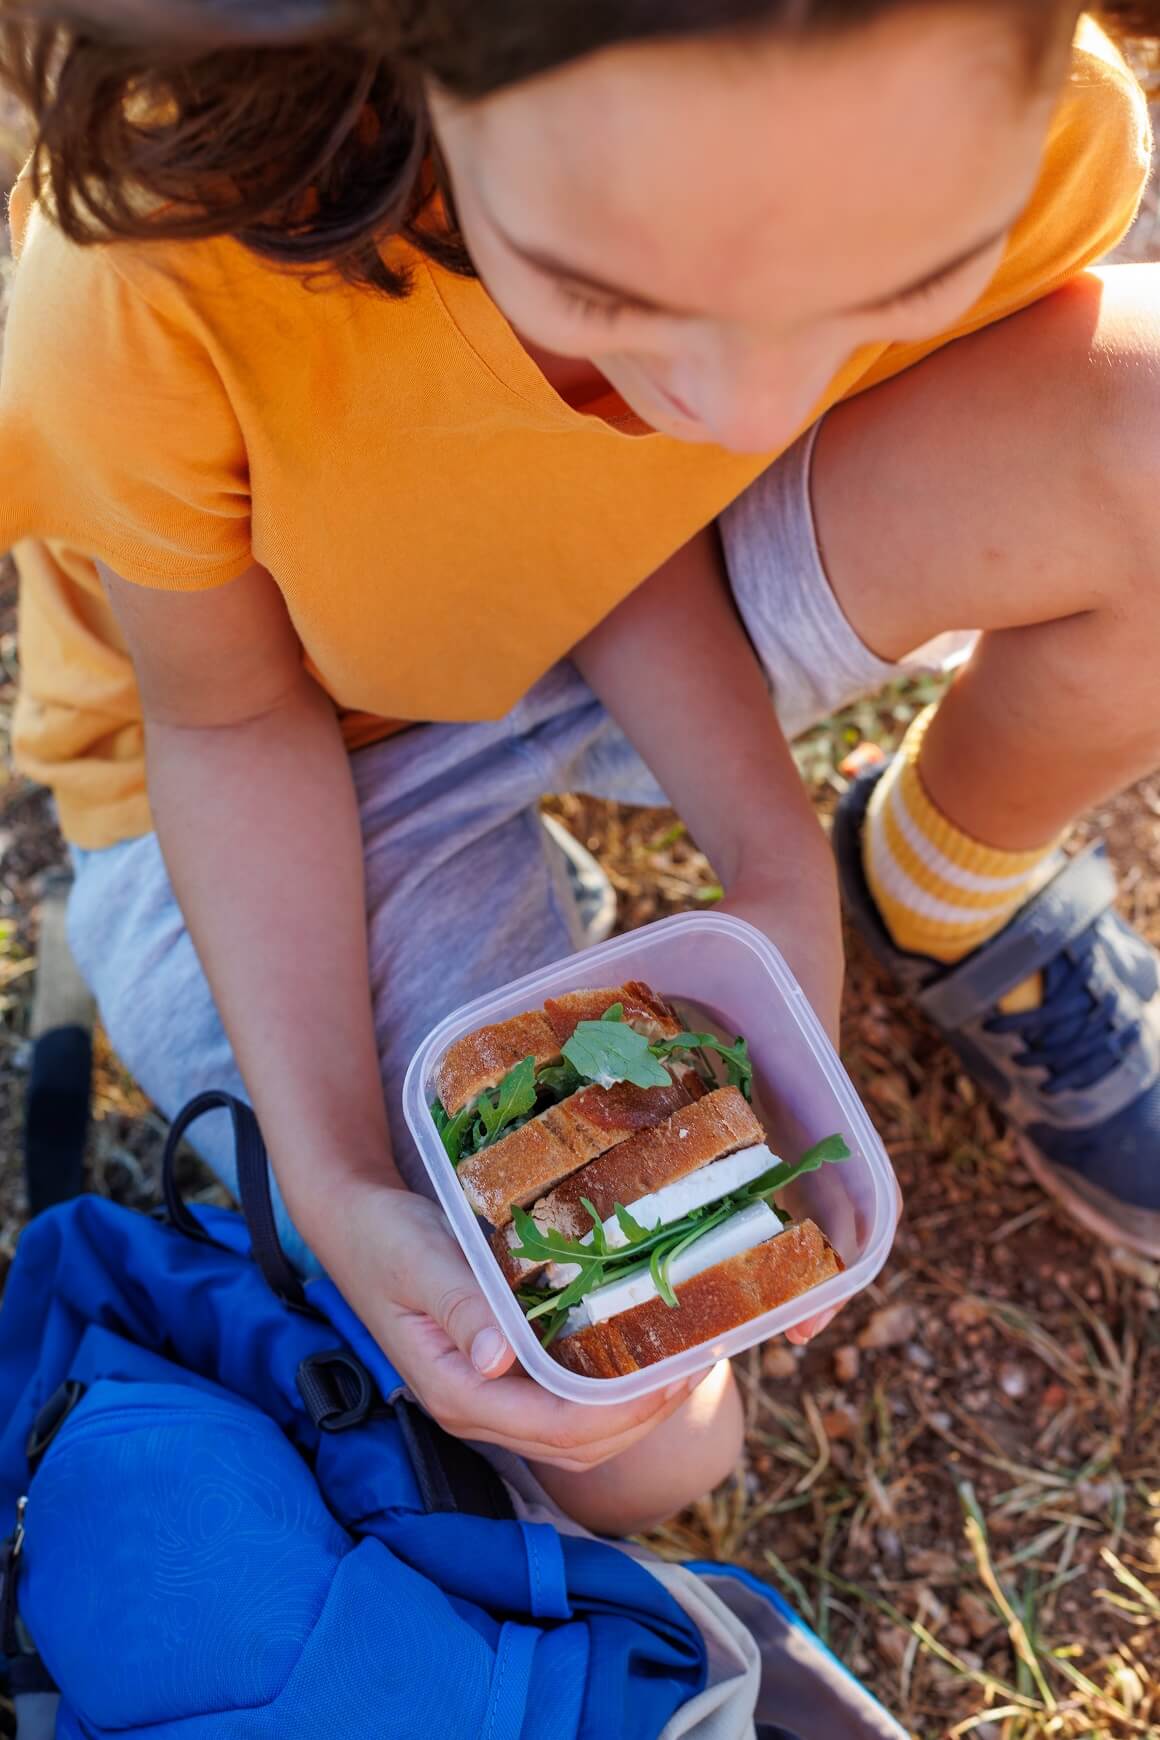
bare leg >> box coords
[533,1360,743,1536]
[812,264,1160,850]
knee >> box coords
[1074,265,1160,556]
[685,1360,746,1495]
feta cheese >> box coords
[560,1201,782,1335]
[601,1143,779,1249]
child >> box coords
[0,0,1156,1536]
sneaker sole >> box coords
[1014,1134,1160,1261]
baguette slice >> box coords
[551,1218,842,1378]
[436,1011,561,1117]
[543,981,683,1044]
[491,1085,763,1288]
[436,980,681,1116]
[459,1075,696,1226]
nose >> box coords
[678,341,846,455]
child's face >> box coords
[430,7,1069,452]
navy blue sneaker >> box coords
[834,764,1160,1258]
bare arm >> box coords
[571,527,844,1037]
[101,562,399,1228]
[100,562,693,1479]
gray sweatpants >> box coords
[67,426,934,1269]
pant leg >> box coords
[65,667,616,1263]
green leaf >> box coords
[562,1017,673,1091]
[613,1201,651,1245]
[534,1060,583,1103]
[649,1238,680,1308]
[579,1197,610,1256]
[694,884,724,904]
[601,1002,625,1022]
[742,1134,852,1204]
[432,1099,475,1166]
[800,1134,852,1166]
[654,1031,754,1100]
[475,1055,538,1143]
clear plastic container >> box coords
[402,912,897,1404]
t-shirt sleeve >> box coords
[0,194,252,589]
[852,16,1153,399]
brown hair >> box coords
[1,0,1156,295]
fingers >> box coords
[784,1303,841,1345]
[416,1329,702,1468]
[401,1217,516,1379]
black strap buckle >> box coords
[296,1350,377,1433]
[25,1379,86,1473]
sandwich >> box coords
[429,980,849,1376]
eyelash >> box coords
[553,282,636,325]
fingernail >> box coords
[470,1328,508,1374]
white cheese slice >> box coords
[600,1142,779,1249]
[560,1200,782,1336]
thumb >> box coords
[421,1233,517,1379]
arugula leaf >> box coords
[509,1205,608,1271]
[475,1055,537,1143]
[534,1060,583,1103]
[649,1238,680,1308]
[431,1098,475,1166]
[580,1197,611,1257]
[800,1134,852,1166]
[562,1017,672,1091]
[613,1201,651,1245]
[654,1031,754,1100]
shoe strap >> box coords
[918,843,1116,1032]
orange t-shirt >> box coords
[0,19,1151,848]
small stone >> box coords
[928,1410,953,1431]
[833,1344,861,1385]
[947,1298,989,1330]
[821,1405,857,1442]
[876,1527,903,1561]
[858,1302,917,1350]
[906,1341,934,1370]
[1076,1478,1118,1516]
[875,1622,910,1667]
[762,1344,798,1380]
[997,1362,1028,1400]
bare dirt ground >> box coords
[1,91,1158,1740]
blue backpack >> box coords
[0,1092,905,1740]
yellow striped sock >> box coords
[863,706,1058,1003]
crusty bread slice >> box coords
[459,1076,694,1226]
[491,1085,763,1288]
[435,980,680,1116]
[551,1219,842,1378]
[543,981,682,1044]
[436,1011,562,1117]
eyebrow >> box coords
[494,214,1018,319]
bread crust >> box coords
[543,981,682,1044]
[460,1076,694,1225]
[436,1011,561,1116]
[435,980,680,1116]
[490,1086,763,1288]
[551,1219,842,1377]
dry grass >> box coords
[1,96,1158,1740]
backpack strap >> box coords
[394,1395,516,1521]
[162,1091,307,1309]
